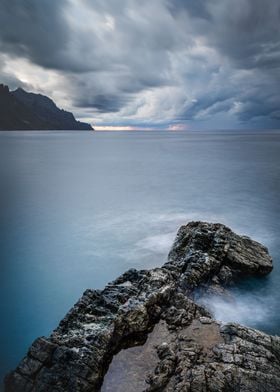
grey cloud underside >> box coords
[0,0,69,69]
[0,0,279,126]
[76,94,131,113]
[167,0,212,20]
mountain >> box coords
[0,84,93,130]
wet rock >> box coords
[148,320,280,392]
[5,222,277,392]
[145,343,177,391]
[166,221,272,294]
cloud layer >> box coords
[0,0,279,129]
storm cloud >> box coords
[0,0,279,128]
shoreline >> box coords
[5,222,280,392]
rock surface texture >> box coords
[5,222,279,392]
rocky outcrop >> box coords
[0,84,92,130]
[144,319,280,392]
[5,222,278,392]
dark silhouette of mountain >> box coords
[0,84,93,130]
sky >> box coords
[0,0,280,130]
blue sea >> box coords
[1,130,280,384]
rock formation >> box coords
[5,222,279,392]
[0,84,92,130]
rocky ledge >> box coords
[5,222,280,392]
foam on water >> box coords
[135,232,175,254]
[200,289,276,331]
[77,211,230,264]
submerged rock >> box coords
[5,222,278,392]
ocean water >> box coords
[1,130,280,383]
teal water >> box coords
[1,130,280,383]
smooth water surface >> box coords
[1,130,280,383]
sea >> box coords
[1,130,280,384]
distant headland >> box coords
[0,84,93,131]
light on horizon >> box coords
[94,125,138,131]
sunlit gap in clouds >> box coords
[1,1,280,129]
[93,123,189,131]
[94,125,142,131]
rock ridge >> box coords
[0,83,93,130]
[5,221,279,392]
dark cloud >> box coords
[75,94,132,113]
[0,0,71,69]
[0,0,279,127]
[204,0,280,70]
[167,0,280,126]
[166,0,211,20]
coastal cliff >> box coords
[5,222,280,392]
[0,84,92,130]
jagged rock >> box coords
[5,222,278,392]
[166,221,272,295]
